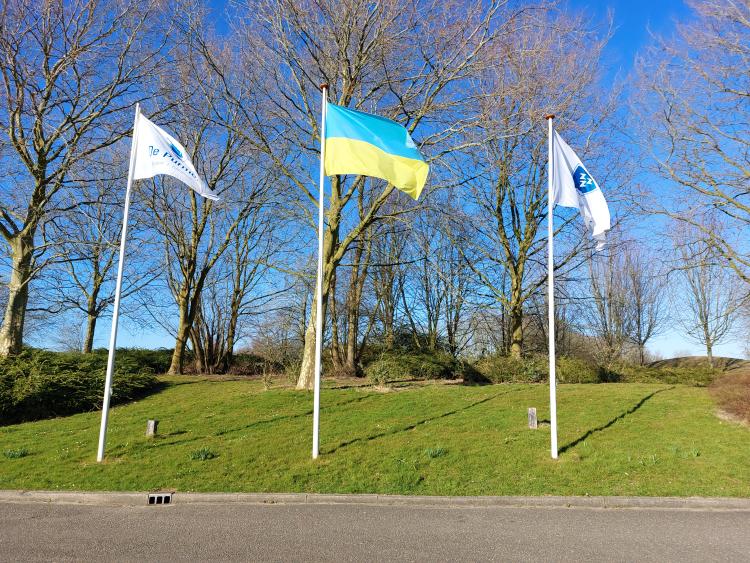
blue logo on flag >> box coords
[169,143,184,160]
[572,165,597,193]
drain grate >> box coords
[147,493,172,505]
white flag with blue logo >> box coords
[551,130,610,248]
[132,113,219,201]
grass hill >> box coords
[646,356,750,425]
[1,376,749,497]
[649,356,749,371]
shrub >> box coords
[3,448,29,459]
[365,350,458,385]
[471,354,722,387]
[0,348,159,425]
[472,355,547,384]
[284,358,303,385]
[557,356,602,384]
[601,363,720,387]
[93,347,174,374]
[227,353,283,377]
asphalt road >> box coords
[1,501,748,562]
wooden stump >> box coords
[528,408,537,429]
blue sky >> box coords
[567,0,689,70]
[98,0,746,359]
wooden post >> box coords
[146,419,159,436]
[528,408,537,429]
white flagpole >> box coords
[312,84,328,459]
[97,103,141,462]
[545,114,558,460]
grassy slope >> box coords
[649,356,749,371]
[1,377,748,496]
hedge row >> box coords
[362,350,723,387]
[0,349,159,425]
[365,351,461,385]
[468,354,720,386]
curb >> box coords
[1,490,749,511]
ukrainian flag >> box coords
[324,103,429,200]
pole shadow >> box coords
[324,389,517,455]
[142,393,382,451]
[212,392,380,437]
[558,386,674,455]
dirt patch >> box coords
[715,409,750,427]
[709,364,750,425]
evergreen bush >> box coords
[472,355,547,383]
[0,348,159,424]
[365,350,458,385]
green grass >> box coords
[0,376,748,497]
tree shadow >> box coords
[212,393,379,436]
[140,393,382,450]
[324,389,517,455]
[558,386,674,454]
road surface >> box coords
[1,499,748,561]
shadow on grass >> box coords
[158,378,215,389]
[216,393,383,435]
[324,389,517,455]
[559,386,674,455]
[326,381,375,390]
[330,378,435,390]
[131,393,383,452]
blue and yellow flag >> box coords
[324,103,429,200]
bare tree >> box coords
[584,247,631,365]
[402,214,446,352]
[624,244,670,365]
[0,0,170,356]
[440,219,475,358]
[676,237,742,367]
[633,0,750,286]
[209,0,520,389]
[452,8,614,358]
[329,190,376,377]
[370,216,410,350]
[136,17,282,375]
[46,154,157,352]
[190,207,283,373]
[146,141,271,374]
[742,300,750,359]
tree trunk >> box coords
[0,235,34,357]
[508,271,524,359]
[296,294,330,390]
[344,239,367,376]
[509,307,523,360]
[82,286,101,354]
[169,296,191,374]
[345,322,358,375]
[329,269,344,373]
[296,193,340,390]
[83,313,97,354]
[706,341,713,369]
[223,301,240,372]
[384,325,394,350]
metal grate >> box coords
[147,493,172,505]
